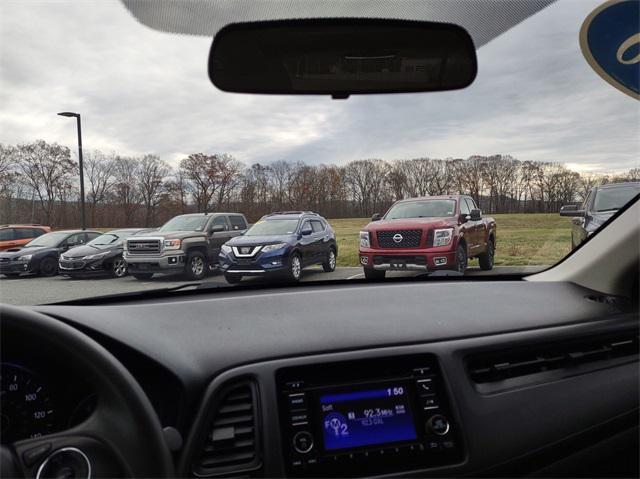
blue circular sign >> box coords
[580,0,640,100]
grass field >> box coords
[328,214,573,268]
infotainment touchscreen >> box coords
[318,383,417,451]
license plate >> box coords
[391,261,406,269]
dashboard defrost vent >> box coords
[194,381,261,477]
[468,330,639,384]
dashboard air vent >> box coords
[194,381,261,477]
[468,330,639,384]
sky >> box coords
[0,0,638,174]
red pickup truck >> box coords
[359,195,496,279]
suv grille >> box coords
[377,230,422,248]
[127,239,161,254]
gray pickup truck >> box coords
[124,213,248,280]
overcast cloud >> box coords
[1,0,638,173]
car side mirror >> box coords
[371,213,382,221]
[560,205,585,217]
[458,213,471,223]
[300,227,313,236]
[470,209,482,221]
[210,225,225,234]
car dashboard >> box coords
[3,280,638,477]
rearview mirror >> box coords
[209,19,477,99]
[470,209,482,221]
[560,205,585,217]
[371,213,382,222]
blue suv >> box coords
[219,211,338,283]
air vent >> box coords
[194,381,261,477]
[468,330,639,384]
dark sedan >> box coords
[59,229,148,278]
[0,230,101,277]
[561,182,640,249]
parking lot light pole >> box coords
[58,112,86,230]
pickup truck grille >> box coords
[376,230,422,248]
[127,239,161,255]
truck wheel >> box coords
[224,273,242,284]
[478,237,495,271]
[132,273,153,280]
[363,268,385,280]
[185,251,207,280]
[455,243,468,273]
[285,253,302,282]
[110,256,128,278]
[322,248,337,272]
[39,257,58,277]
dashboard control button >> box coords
[288,393,307,410]
[23,443,52,467]
[416,379,434,395]
[427,414,450,436]
[290,412,309,424]
[413,366,432,376]
[442,440,455,449]
[293,431,314,454]
[427,440,441,451]
[421,395,439,410]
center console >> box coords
[277,355,464,476]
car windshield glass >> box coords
[24,232,68,248]
[245,219,300,236]
[1,0,638,305]
[386,200,456,219]
[593,186,640,212]
[160,216,209,232]
[88,234,119,246]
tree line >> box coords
[1,140,638,228]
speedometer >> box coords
[1,363,57,444]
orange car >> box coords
[0,224,51,251]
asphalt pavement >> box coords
[0,265,545,305]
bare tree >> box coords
[84,150,115,227]
[137,155,171,226]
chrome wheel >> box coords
[291,255,301,280]
[112,257,128,277]
[329,251,336,269]
[191,256,205,276]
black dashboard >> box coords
[3,280,639,477]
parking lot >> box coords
[0,265,543,305]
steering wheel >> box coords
[0,305,174,477]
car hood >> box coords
[365,217,457,230]
[63,244,117,259]
[226,234,295,246]
[0,246,55,258]
[128,231,203,240]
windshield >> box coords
[386,200,456,219]
[24,232,68,248]
[246,220,300,236]
[88,234,120,246]
[0,0,638,305]
[594,186,640,212]
[160,216,209,232]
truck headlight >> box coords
[359,231,371,248]
[164,239,181,250]
[261,243,286,253]
[221,244,233,254]
[18,254,32,262]
[433,228,454,247]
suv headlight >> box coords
[359,231,371,248]
[18,254,32,262]
[261,243,286,253]
[433,228,454,247]
[221,244,232,254]
[164,239,181,250]
[83,252,108,260]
